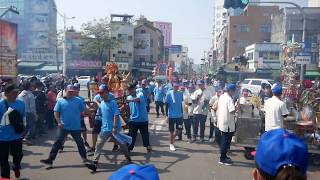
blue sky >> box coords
[55,0,213,64]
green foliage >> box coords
[80,18,120,63]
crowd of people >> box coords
[0,75,311,180]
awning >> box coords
[305,71,320,77]
[35,65,60,72]
[17,62,44,68]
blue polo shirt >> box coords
[76,96,86,121]
[0,99,26,141]
[165,90,183,119]
[93,93,115,121]
[100,99,121,133]
[154,87,166,102]
[54,96,85,130]
[127,92,148,122]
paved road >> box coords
[12,105,320,180]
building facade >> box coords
[0,0,57,63]
[133,17,164,77]
[309,0,320,7]
[271,7,320,69]
[110,14,134,72]
[245,43,281,71]
[227,5,279,63]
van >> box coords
[241,78,275,94]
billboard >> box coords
[134,34,150,56]
[67,60,102,69]
[170,45,182,54]
[0,20,17,78]
[21,53,57,62]
[154,21,172,47]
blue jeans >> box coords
[220,131,234,161]
[47,128,87,163]
[24,113,36,139]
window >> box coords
[128,52,132,57]
[128,36,133,41]
[259,51,280,60]
[243,80,250,85]
[260,24,271,33]
[251,80,261,86]
[150,39,153,47]
[118,34,122,38]
[238,24,250,32]
[113,54,116,57]
[140,29,146,34]
[248,52,254,60]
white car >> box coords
[77,76,91,87]
[241,78,275,94]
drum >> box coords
[284,116,296,131]
[295,121,315,137]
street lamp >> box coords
[53,7,75,76]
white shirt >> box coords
[217,93,236,132]
[191,88,212,115]
[264,96,289,131]
[182,91,192,119]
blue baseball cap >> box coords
[66,84,77,92]
[226,83,236,91]
[98,84,109,93]
[197,80,205,85]
[255,128,309,176]
[109,164,160,180]
[271,84,282,94]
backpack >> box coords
[3,101,25,134]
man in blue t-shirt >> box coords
[0,84,25,179]
[127,84,152,152]
[40,85,96,172]
[92,84,131,168]
[153,82,166,118]
[165,83,183,151]
[88,88,118,154]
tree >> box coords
[80,18,120,64]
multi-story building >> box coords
[309,0,320,7]
[212,0,260,50]
[133,17,164,77]
[153,21,172,63]
[110,14,134,72]
[271,7,320,74]
[0,0,57,63]
[245,43,281,71]
[226,5,279,63]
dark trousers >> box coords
[36,112,46,135]
[215,127,222,147]
[193,114,207,139]
[47,128,87,162]
[183,117,193,139]
[46,110,55,129]
[128,121,150,150]
[0,139,23,178]
[220,131,234,161]
[209,117,215,139]
[155,101,164,116]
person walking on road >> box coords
[165,83,183,151]
[153,82,166,118]
[216,84,238,166]
[46,86,57,129]
[264,84,289,132]
[181,85,193,143]
[40,84,96,171]
[127,84,152,152]
[0,84,25,179]
[191,80,211,143]
[92,84,131,168]
[18,81,36,146]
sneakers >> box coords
[23,138,33,146]
[13,169,20,178]
[112,145,119,152]
[219,158,233,166]
[209,138,215,143]
[146,146,152,152]
[169,144,176,151]
[85,161,97,172]
[40,159,53,169]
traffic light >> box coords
[224,0,249,9]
